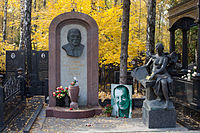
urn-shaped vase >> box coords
[69,85,79,109]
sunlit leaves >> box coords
[0,0,177,72]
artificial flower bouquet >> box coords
[70,77,79,86]
[53,86,69,99]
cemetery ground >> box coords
[2,95,200,133]
[31,102,197,132]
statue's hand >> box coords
[146,73,155,80]
[146,51,152,57]
[149,75,154,80]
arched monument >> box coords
[46,12,101,119]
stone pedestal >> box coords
[46,106,102,119]
[142,100,176,128]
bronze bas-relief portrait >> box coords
[62,28,85,57]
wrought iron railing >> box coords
[3,75,21,101]
[0,68,26,132]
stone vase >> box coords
[69,85,79,109]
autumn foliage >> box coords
[0,0,174,71]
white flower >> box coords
[73,77,77,80]
[192,73,196,77]
[194,72,197,75]
[188,77,191,81]
[188,70,191,73]
[194,66,197,70]
[184,77,187,80]
[187,73,191,77]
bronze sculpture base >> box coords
[142,100,176,128]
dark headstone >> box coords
[31,50,38,81]
[31,51,48,81]
[30,51,48,95]
[142,100,176,128]
[191,77,200,109]
[37,51,48,81]
[6,50,48,96]
[174,78,193,104]
[114,71,134,94]
[6,51,25,76]
[114,71,133,84]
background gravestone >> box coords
[6,50,48,96]
[6,51,25,77]
[30,51,48,95]
[37,51,48,81]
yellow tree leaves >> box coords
[31,0,147,68]
[0,0,173,72]
[0,41,17,71]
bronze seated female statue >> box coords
[133,43,177,109]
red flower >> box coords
[69,108,73,110]
[106,104,111,107]
[86,124,91,127]
[58,94,61,96]
[53,94,56,96]
[65,87,69,90]
[59,91,61,93]
[116,116,118,118]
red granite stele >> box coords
[46,12,102,119]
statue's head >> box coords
[155,43,164,55]
[67,28,81,46]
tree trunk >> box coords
[91,0,96,10]
[157,3,163,43]
[138,0,141,39]
[114,0,118,6]
[146,0,156,54]
[19,0,25,50]
[2,0,8,42]
[33,0,36,11]
[24,0,32,86]
[43,0,46,8]
[120,0,130,84]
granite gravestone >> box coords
[37,51,48,81]
[47,12,100,119]
[31,51,48,95]
[6,51,25,76]
[6,50,48,95]
[31,51,48,82]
